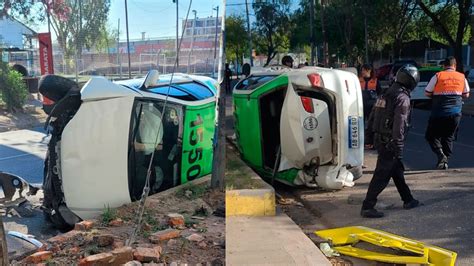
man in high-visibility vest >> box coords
[360,64,382,119]
[424,56,470,169]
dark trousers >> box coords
[425,115,461,158]
[362,151,414,210]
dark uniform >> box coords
[424,64,470,169]
[361,65,420,218]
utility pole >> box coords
[245,0,253,66]
[117,19,122,78]
[173,0,179,67]
[213,6,219,78]
[211,2,225,190]
[187,10,197,74]
[310,0,315,66]
[321,0,328,66]
[125,0,132,78]
[363,1,369,63]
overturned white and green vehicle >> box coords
[40,71,217,229]
[233,67,364,189]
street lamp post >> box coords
[212,6,219,78]
[187,10,197,74]
[125,0,132,78]
[245,0,253,66]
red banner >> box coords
[38,33,54,75]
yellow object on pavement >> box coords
[315,226,456,266]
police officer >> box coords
[361,65,420,218]
[360,64,382,121]
[424,57,470,169]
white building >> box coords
[183,16,223,37]
[0,14,36,49]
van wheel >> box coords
[349,166,363,181]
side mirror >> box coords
[142,70,160,89]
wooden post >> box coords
[0,216,8,265]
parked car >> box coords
[411,66,442,102]
[232,67,364,190]
[376,64,393,80]
[466,69,474,87]
[388,60,419,81]
[39,70,217,229]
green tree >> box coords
[225,15,248,70]
[0,62,28,112]
[45,0,111,60]
[253,0,293,66]
[417,0,472,72]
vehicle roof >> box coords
[115,73,216,101]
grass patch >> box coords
[175,183,208,200]
[101,205,117,225]
[225,145,266,190]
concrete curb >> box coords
[225,139,276,217]
[226,188,276,216]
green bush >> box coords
[0,62,28,112]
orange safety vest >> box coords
[433,70,465,96]
[359,77,377,91]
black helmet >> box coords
[395,64,419,91]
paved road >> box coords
[0,127,48,186]
[0,128,60,249]
[278,108,474,265]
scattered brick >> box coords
[23,251,53,264]
[198,241,207,249]
[167,213,185,228]
[94,234,115,247]
[68,246,81,255]
[111,246,134,264]
[74,220,94,231]
[133,247,160,263]
[186,233,204,242]
[149,229,181,243]
[79,252,114,266]
[109,218,124,227]
[113,240,125,249]
[48,230,82,244]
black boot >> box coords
[360,208,384,218]
[403,199,421,209]
[436,149,448,169]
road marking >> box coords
[409,132,474,149]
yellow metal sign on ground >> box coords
[315,226,457,266]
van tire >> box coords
[349,166,363,181]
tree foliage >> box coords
[417,0,472,71]
[0,62,28,112]
[253,0,293,66]
[225,15,249,68]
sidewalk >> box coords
[225,121,331,265]
[226,213,331,266]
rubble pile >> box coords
[11,183,225,265]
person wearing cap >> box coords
[424,56,470,170]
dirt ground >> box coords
[13,179,225,265]
[0,101,47,132]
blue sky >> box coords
[32,0,223,40]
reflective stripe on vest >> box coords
[433,70,465,96]
[359,77,377,91]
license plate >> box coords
[348,116,359,149]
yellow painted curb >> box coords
[226,189,276,216]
